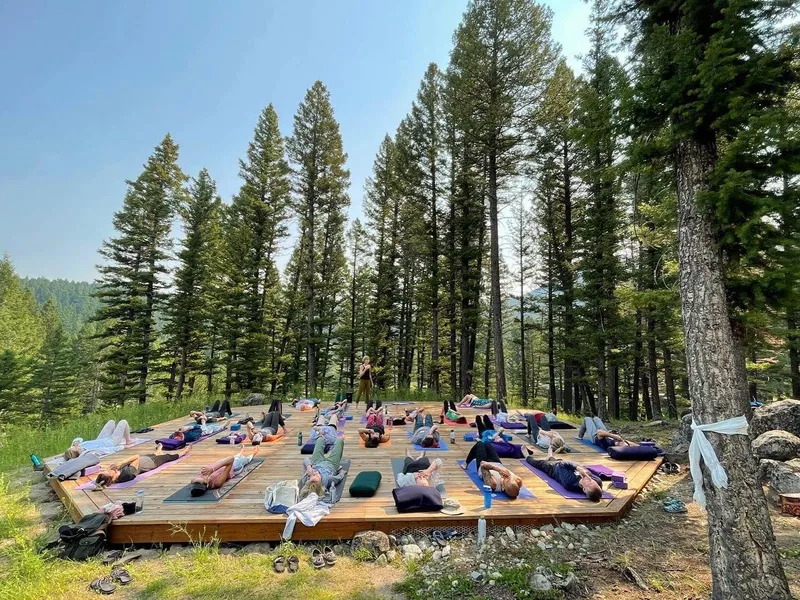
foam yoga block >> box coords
[349,471,382,497]
[607,445,659,461]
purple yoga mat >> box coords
[75,453,191,490]
[519,459,614,500]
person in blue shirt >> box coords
[474,414,504,444]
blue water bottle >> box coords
[297,432,303,446]
[483,485,493,509]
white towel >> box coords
[689,415,749,509]
[282,493,330,539]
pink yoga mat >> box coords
[75,453,192,491]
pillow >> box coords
[301,440,333,455]
[156,437,185,450]
[349,471,382,497]
[608,445,659,461]
[216,433,246,445]
[393,485,443,513]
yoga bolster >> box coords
[216,433,246,444]
[392,485,443,513]
[607,445,659,461]
[349,471,382,497]
[301,440,333,455]
[156,437,186,450]
[48,452,101,481]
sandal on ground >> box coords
[90,577,116,595]
[663,498,687,513]
[101,549,122,565]
[323,545,336,566]
[432,531,445,546]
[112,550,143,567]
[311,548,325,569]
[273,556,285,573]
[109,568,132,586]
[288,555,300,573]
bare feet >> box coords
[155,442,163,455]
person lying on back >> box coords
[171,420,228,443]
[578,416,637,451]
[189,399,233,425]
[94,444,191,487]
[190,446,259,497]
[410,412,441,448]
[524,455,604,501]
[246,411,288,445]
[462,440,523,499]
[441,400,468,424]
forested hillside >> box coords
[21,278,99,336]
[0,0,796,428]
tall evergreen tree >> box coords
[163,168,223,399]
[31,299,75,419]
[616,0,798,596]
[449,0,558,401]
[94,134,186,405]
[287,81,350,395]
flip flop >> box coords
[112,550,143,568]
[109,568,132,586]
[288,555,300,573]
[101,550,122,566]
[273,556,286,573]
[323,545,336,566]
[431,531,445,546]
[90,577,116,595]
[311,548,325,569]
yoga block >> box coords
[611,475,628,489]
[345,415,354,420]
[463,432,477,442]
[230,424,241,431]
[501,433,512,442]
[349,471,382,497]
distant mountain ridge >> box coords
[21,277,100,336]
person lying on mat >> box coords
[64,420,135,460]
[94,444,192,487]
[365,399,383,411]
[189,399,233,425]
[358,424,390,447]
[292,397,319,411]
[474,415,505,444]
[364,406,386,428]
[396,449,444,487]
[309,412,342,446]
[459,394,492,407]
[410,412,441,448]
[441,400,468,424]
[171,420,228,443]
[578,416,636,450]
[298,438,346,500]
[526,414,569,453]
[491,400,516,423]
[190,446,259,497]
[462,440,523,499]
[524,456,604,501]
[246,411,288,445]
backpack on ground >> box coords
[57,512,111,561]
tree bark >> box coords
[647,312,662,417]
[487,149,507,401]
[663,345,677,418]
[789,313,800,398]
[676,136,790,600]
[547,240,557,410]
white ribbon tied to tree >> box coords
[689,415,749,509]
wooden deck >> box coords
[46,404,661,544]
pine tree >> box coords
[163,168,223,399]
[616,0,798,596]
[449,0,558,401]
[31,299,75,419]
[287,81,350,395]
[95,134,186,405]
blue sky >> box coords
[0,0,590,282]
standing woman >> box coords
[354,356,373,410]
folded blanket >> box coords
[48,452,101,481]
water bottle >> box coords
[135,489,145,513]
[483,484,493,509]
[477,516,487,546]
[449,430,455,445]
[297,432,303,446]
[30,454,43,470]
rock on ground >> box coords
[529,573,552,592]
[352,530,391,555]
[760,458,800,496]
[376,553,388,566]
[752,430,800,461]
[241,542,272,555]
[241,393,266,406]
[751,400,800,438]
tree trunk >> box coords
[663,345,677,418]
[647,313,662,417]
[349,253,357,392]
[676,136,790,600]
[547,252,556,410]
[484,296,492,399]
[641,371,653,420]
[306,200,316,396]
[630,309,642,421]
[562,137,575,414]
[789,312,800,398]
[487,150,507,401]
[519,255,528,405]
[596,341,606,420]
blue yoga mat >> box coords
[573,437,608,453]
[406,429,449,451]
[456,460,534,500]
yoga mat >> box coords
[329,459,351,504]
[163,458,264,503]
[390,458,446,494]
[456,460,534,500]
[573,437,608,453]
[458,400,493,410]
[406,429,449,451]
[443,416,469,426]
[75,453,191,490]
[359,436,391,449]
[519,459,613,499]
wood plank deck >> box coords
[45,404,661,544]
